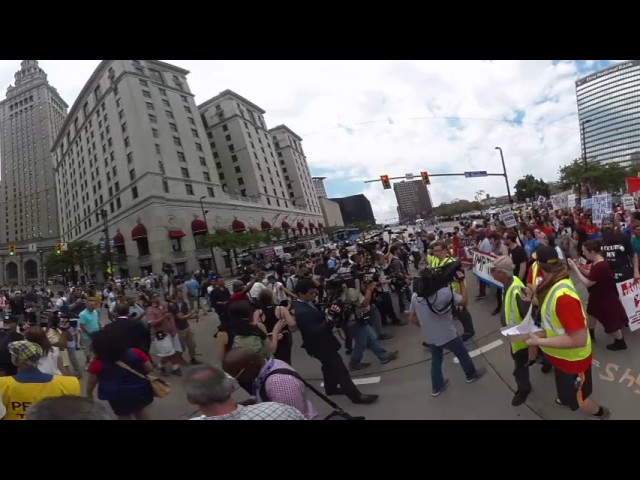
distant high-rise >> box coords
[329,194,375,225]
[576,60,640,167]
[312,176,328,198]
[393,180,433,224]
[0,60,67,283]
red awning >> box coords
[308,222,316,229]
[232,219,246,232]
[260,220,272,231]
[131,223,147,240]
[169,230,186,239]
[297,221,305,229]
[281,221,291,230]
[215,228,230,235]
[191,219,208,235]
[113,232,125,246]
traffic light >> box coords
[421,171,431,185]
[8,244,15,256]
[380,175,391,190]
[55,242,62,255]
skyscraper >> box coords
[0,60,67,284]
[393,180,433,224]
[312,176,328,198]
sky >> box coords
[0,60,620,223]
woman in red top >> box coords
[568,240,627,350]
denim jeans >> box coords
[349,323,389,367]
[429,336,477,390]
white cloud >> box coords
[0,60,617,222]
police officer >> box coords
[429,241,475,341]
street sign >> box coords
[405,173,414,181]
[464,171,488,178]
[28,243,37,253]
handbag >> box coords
[116,360,171,398]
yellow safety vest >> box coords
[504,276,527,354]
[539,278,591,362]
[530,261,539,284]
[432,256,460,294]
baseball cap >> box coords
[533,245,559,264]
[8,340,42,366]
[491,255,515,274]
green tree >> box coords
[433,199,482,217]
[514,174,550,201]
[270,228,284,242]
[44,240,102,279]
[558,159,632,194]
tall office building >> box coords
[269,125,321,215]
[199,90,291,208]
[576,60,640,167]
[51,60,227,277]
[393,180,433,224]
[312,176,328,198]
[0,60,67,284]
[329,194,376,225]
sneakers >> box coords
[606,339,627,351]
[465,367,486,384]
[588,406,611,420]
[381,350,399,364]
[475,294,487,300]
[461,332,475,342]
[350,362,371,371]
[511,390,530,407]
[431,378,450,397]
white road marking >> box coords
[593,359,600,367]
[454,339,503,363]
[321,376,381,388]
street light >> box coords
[494,147,513,204]
[581,119,593,199]
[199,196,219,274]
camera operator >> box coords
[293,279,378,404]
[349,275,399,371]
[429,241,475,342]
[408,265,485,397]
[374,253,406,327]
[387,243,411,314]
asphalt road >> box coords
[82,273,640,420]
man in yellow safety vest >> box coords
[524,246,610,419]
[428,241,475,341]
[490,256,535,406]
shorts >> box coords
[154,334,183,357]
[554,366,593,411]
[83,337,94,357]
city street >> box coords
[87,274,640,420]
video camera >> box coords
[413,259,465,299]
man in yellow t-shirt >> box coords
[0,340,81,420]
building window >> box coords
[166,110,174,119]
[158,88,167,96]
[171,237,183,253]
[155,144,161,154]
[203,172,210,182]
[152,128,159,138]
[116,197,122,209]
[142,90,151,98]
[149,114,157,124]
[192,128,199,138]
[129,169,136,181]
[207,187,214,197]
[149,69,164,84]
[181,167,190,179]
[174,137,181,146]
[132,186,138,199]
[185,184,194,196]
[163,180,169,193]
[124,137,130,147]
[121,122,127,132]
[188,117,195,125]
[231,155,238,162]
[162,99,170,107]
[139,78,148,86]
[158,161,165,174]
[195,143,202,152]
[229,144,235,153]
[169,123,177,132]
[199,156,206,166]
[238,177,244,185]
[127,152,133,164]
[177,152,185,162]
[185,106,191,113]
[145,101,154,110]
[222,124,228,132]
[234,166,241,174]
[225,134,232,142]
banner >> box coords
[626,177,640,194]
[581,197,593,210]
[616,279,640,332]
[622,195,636,211]
[472,249,503,288]
[567,194,577,208]
[499,207,517,228]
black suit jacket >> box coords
[104,317,150,353]
[294,301,341,354]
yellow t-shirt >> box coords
[0,375,81,420]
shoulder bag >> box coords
[116,360,171,398]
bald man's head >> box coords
[222,348,266,385]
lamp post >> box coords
[581,119,593,198]
[100,209,113,281]
[199,196,219,274]
[494,147,513,204]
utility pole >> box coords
[39,249,46,284]
[494,147,513,204]
[199,196,219,274]
[101,209,113,281]
[581,119,592,199]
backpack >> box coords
[59,297,70,315]
[230,333,270,360]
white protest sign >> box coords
[537,196,546,205]
[499,207,518,228]
[622,195,635,211]
[581,197,593,210]
[567,194,576,208]
[472,249,503,288]
[616,279,640,332]
[591,194,612,224]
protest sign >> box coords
[622,195,635,211]
[616,279,640,332]
[567,194,576,208]
[472,249,503,288]
[499,207,517,228]
[591,194,611,224]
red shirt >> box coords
[229,292,249,303]
[544,294,592,374]
[88,348,150,375]
[526,261,544,286]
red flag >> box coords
[627,177,640,193]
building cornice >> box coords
[198,89,266,115]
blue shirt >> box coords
[185,279,199,297]
[79,309,100,339]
